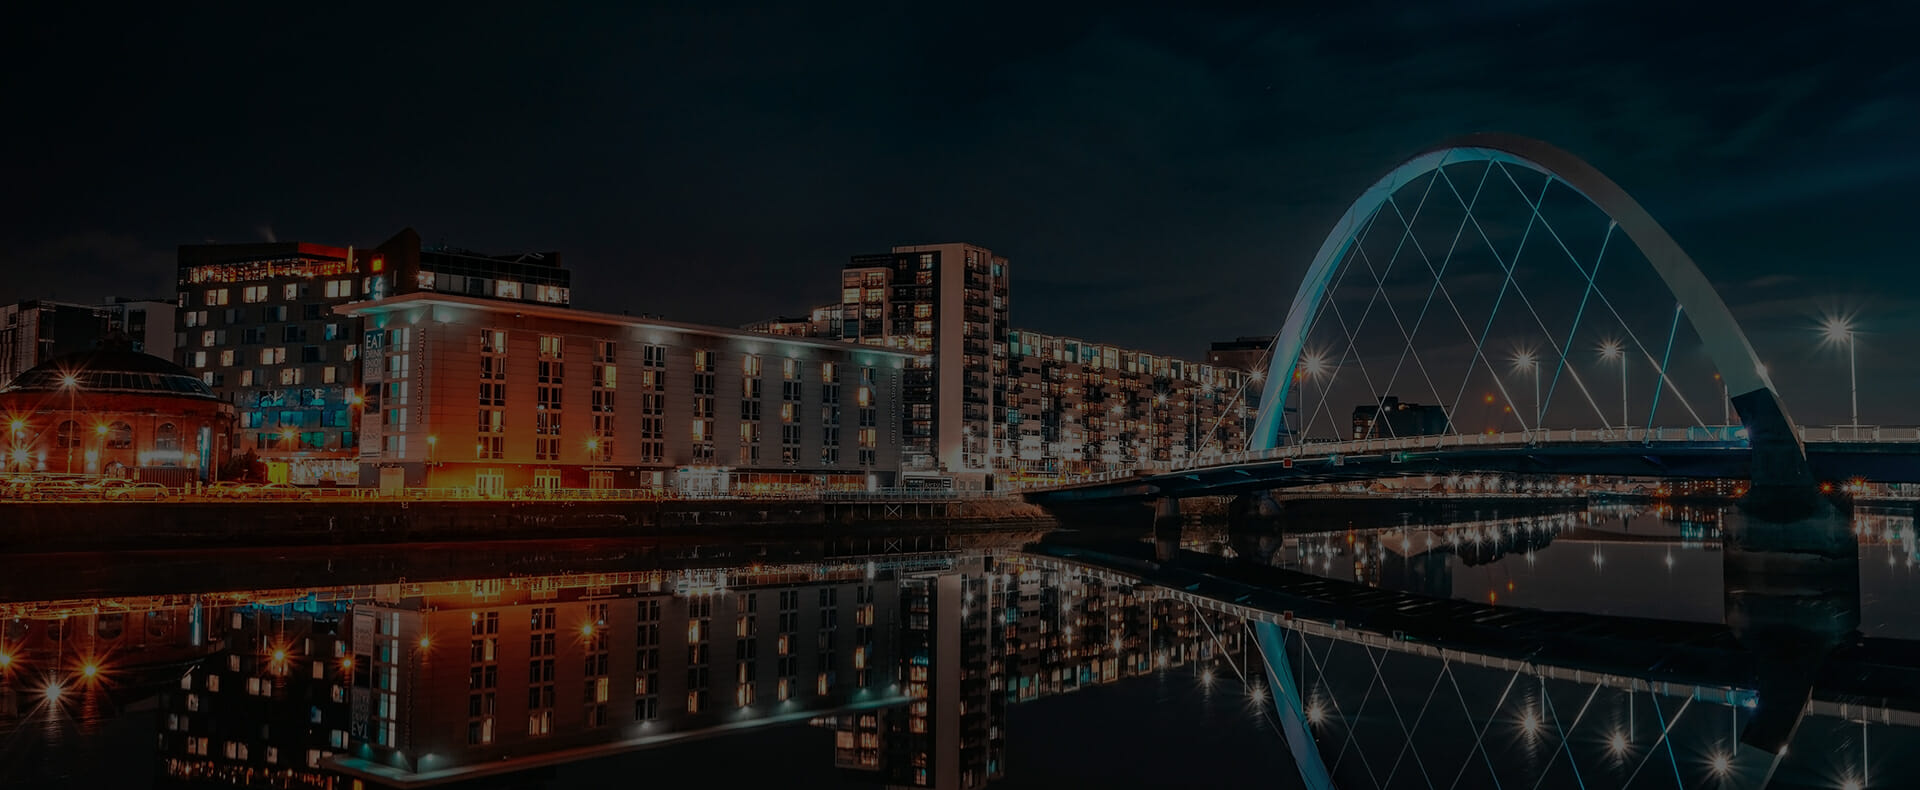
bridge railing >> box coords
[1010,426,1768,493]
[1797,425,1920,443]
[1010,425,1919,493]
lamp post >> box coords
[1821,317,1858,438]
[1299,352,1329,443]
[59,374,79,474]
[1599,341,1625,434]
[1512,351,1539,432]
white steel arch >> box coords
[1249,134,1804,469]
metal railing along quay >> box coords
[0,481,1019,505]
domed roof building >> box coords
[1,346,235,481]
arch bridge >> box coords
[1027,135,1920,520]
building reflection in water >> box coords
[0,549,1260,789]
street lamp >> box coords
[1512,350,1539,430]
[59,373,79,474]
[1599,340,1625,434]
[1299,352,1329,442]
[1820,316,1858,436]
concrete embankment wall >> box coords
[0,498,1056,553]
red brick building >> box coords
[0,348,236,481]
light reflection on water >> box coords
[2,504,1918,788]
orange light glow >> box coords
[1483,394,1496,404]
[1821,482,1834,493]
[581,622,596,637]
[81,661,100,679]
[371,257,385,272]
[341,656,355,671]
[418,636,432,650]
[272,648,288,663]
[94,424,109,436]
[0,649,13,669]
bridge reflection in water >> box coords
[0,511,1915,788]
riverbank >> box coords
[0,497,1056,553]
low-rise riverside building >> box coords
[0,347,236,482]
[344,293,911,494]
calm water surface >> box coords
[2,503,1916,789]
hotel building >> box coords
[174,228,571,485]
[345,293,909,494]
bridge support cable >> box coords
[1494,161,1713,433]
[1647,303,1686,437]
[1373,194,1476,432]
[1337,167,1457,439]
[1618,692,1693,789]
[1438,163,1618,438]
[1529,680,1602,790]
[1357,639,1447,789]
[1435,164,1548,439]
[1540,220,1614,431]
[1347,193,1458,436]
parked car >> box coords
[208,481,255,499]
[105,481,169,501]
[251,482,309,500]
[28,479,88,500]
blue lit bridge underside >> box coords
[1026,432,1920,504]
[1020,544,1920,790]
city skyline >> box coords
[6,5,1918,429]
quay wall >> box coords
[0,498,1055,553]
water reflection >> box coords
[0,539,1269,788]
[1,505,1917,788]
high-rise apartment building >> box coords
[1003,329,1258,479]
[835,244,1008,489]
[0,298,174,387]
[174,228,572,485]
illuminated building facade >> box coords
[337,564,903,782]
[346,293,909,494]
[755,245,1281,485]
[1003,329,1256,480]
[176,229,572,485]
[742,303,843,338]
[158,602,355,787]
[0,348,235,481]
[837,244,1010,490]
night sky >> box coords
[6,3,1916,424]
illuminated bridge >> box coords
[1025,134,1920,529]
[1021,540,1920,790]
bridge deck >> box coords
[1022,428,1920,503]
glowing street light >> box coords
[1599,340,1626,432]
[1708,751,1732,777]
[1820,315,1859,435]
[1609,731,1628,756]
[1512,350,1540,429]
